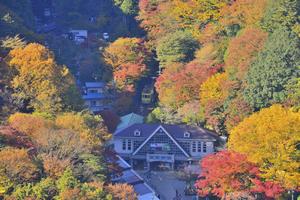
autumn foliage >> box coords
[220,0,268,27]
[225,27,268,79]
[0,126,34,149]
[0,148,40,185]
[106,183,137,200]
[229,105,300,190]
[103,37,149,91]
[196,151,283,199]
[156,61,222,109]
[7,43,81,114]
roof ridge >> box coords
[128,113,134,126]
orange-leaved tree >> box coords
[106,183,137,200]
[225,27,268,80]
[103,37,149,91]
[156,61,222,109]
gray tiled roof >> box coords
[114,124,218,141]
[85,82,105,88]
[133,183,153,195]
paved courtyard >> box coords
[136,170,198,200]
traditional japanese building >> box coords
[113,124,218,170]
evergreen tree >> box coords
[244,26,300,109]
[156,31,199,67]
[261,0,300,34]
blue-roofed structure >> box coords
[82,82,113,113]
[115,113,144,133]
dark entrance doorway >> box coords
[150,161,173,171]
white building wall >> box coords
[190,141,214,157]
[201,141,214,156]
[114,138,133,154]
[87,88,104,94]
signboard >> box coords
[147,154,175,163]
[149,143,170,152]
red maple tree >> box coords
[195,151,283,199]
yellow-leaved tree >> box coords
[228,105,300,190]
[55,112,111,147]
[7,43,82,115]
[199,73,229,133]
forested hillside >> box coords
[0,0,299,199]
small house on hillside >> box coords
[82,82,113,113]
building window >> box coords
[192,141,196,153]
[134,129,141,136]
[122,139,126,150]
[197,141,201,152]
[184,131,190,138]
[127,140,132,151]
[203,142,207,153]
[89,89,98,93]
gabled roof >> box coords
[115,113,144,133]
[132,125,190,157]
[85,82,105,88]
[114,123,218,141]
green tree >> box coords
[286,77,300,110]
[11,178,57,200]
[156,30,199,67]
[261,0,300,35]
[57,168,79,193]
[244,27,300,109]
[115,0,139,15]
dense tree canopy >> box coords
[1,0,300,198]
[138,0,180,44]
[156,31,199,67]
[7,43,82,114]
[172,0,230,35]
[244,27,300,109]
[103,37,149,91]
[114,0,139,15]
[261,0,300,35]
[156,61,221,109]
[0,111,118,199]
[0,148,40,187]
[229,105,300,190]
[196,151,283,199]
[225,27,268,80]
